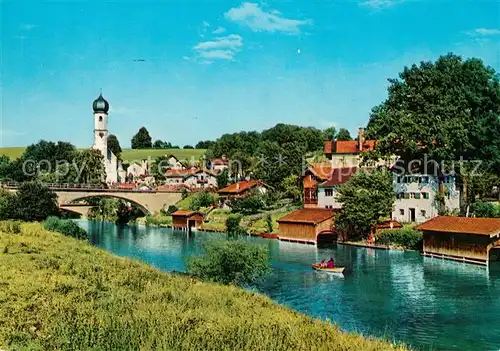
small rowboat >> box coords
[312,264,345,274]
[260,233,278,239]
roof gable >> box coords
[278,208,335,224]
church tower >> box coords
[92,93,118,184]
[92,93,110,152]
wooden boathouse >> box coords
[416,216,500,266]
[277,208,337,245]
[171,210,204,232]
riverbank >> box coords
[0,222,408,350]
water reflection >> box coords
[78,220,500,351]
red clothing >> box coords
[327,260,334,268]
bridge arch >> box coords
[64,194,151,214]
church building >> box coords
[92,93,125,184]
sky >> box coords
[1,0,499,148]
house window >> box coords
[414,192,421,199]
[421,210,426,217]
[422,192,429,199]
[99,116,103,122]
[420,176,429,183]
[400,209,404,215]
[325,188,334,197]
[404,193,410,199]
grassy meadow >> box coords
[0,222,408,350]
[0,147,206,162]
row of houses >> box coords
[302,128,461,224]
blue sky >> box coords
[2,0,499,148]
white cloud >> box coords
[467,28,500,36]
[224,2,311,34]
[199,50,236,60]
[202,21,210,27]
[213,26,226,34]
[194,34,243,51]
[359,0,405,8]
[192,34,243,62]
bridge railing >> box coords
[0,181,160,193]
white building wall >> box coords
[184,172,217,189]
[126,163,146,178]
[317,187,343,209]
[167,157,185,169]
[391,174,460,224]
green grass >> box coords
[0,147,206,162]
[0,222,407,350]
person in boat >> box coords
[320,259,326,268]
[326,257,335,268]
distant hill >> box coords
[0,147,206,162]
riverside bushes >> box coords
[43,216,87,240]
[376,227,423,250]
[186,239,271,286]
[0,222,408,350]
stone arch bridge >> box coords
[3,183,182,215]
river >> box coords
[78,219,500,351]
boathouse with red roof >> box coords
[171,210,204,231]
[416,216,500,266]
[277,208,338,245]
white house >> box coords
[184,170,218,189]
[166,154,186,170]
[317,167,358,209]
[392,174,460,224]
[210,157,229,173]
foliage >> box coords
[226,214,247,237]
[336,128,352,141]
[321,126,337,141]
[195,140,215,149]
[186,239,271,286]
[43,216,87,240]
[153,139,172,149]
[165,205,178,215]
[131,127,153,149]
[183,145,194,149]
[365,53,500,173]
[230,192,265,215]
[216,168,229,189]
[107,134,122,159]
[181,187,189,200]
[254,140,305,190]
[0,190,15,220]
[150,155,169,181]
[265,214,273,234]
[335,169,395,238]
[0,220,21,234]
[376,228,423,250]
[282,175,302,202]
[145,214,173,226]
[0,222,406,350]
[470,201,500,218]
[9,182,60,221]
[88,198,119,221]
[188,191,217,211]
[74,149,105,184]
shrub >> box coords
[165,205,178,215]
[230,193,265,215]
[11,182,60,221]
[0,190,15,220]
[189,191,216,211]
[376,227,423,250]
[265,214,273,233]
[44,216,87,240]
[226,214,246,237]
[471,201,500,218]
[186,239,271,286]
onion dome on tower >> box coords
[92,93,109,113]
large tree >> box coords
[336,128,352,141]
[335,169,395,239]
[365,53,500,168]
[74,149,105,184]
[107,134,122,159]
[131,127,152,149]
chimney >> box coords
[358,127,364,151]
